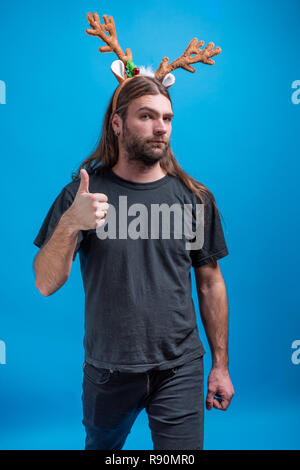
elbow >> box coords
[197,278,226,297]
[35,279,51,297]
[34,275,69,297]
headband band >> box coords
[112,76,137,114]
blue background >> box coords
[0,0,299,450]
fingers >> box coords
[213,397,231,410]
[207,395,231,411]
[94,201,109,228]
[211,398,223,410]
[95,202,109,211]
[95,209,108,219]
[95,218,106,229]
[206,369,234,411]
[91,193,108,202]
[206,390,215,410]
[95,207,108,228]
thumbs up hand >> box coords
[66,169,109,231]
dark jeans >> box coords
[81,355,204,450]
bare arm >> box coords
[195,260,229,369]
[33,169,109,297]
[33,212,80,297]
[194,260,234,410]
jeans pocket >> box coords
[84,362,112,385]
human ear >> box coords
[111,112,123,136]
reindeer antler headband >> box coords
[86,11,222,113]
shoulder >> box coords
[172,173,216,207]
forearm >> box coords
[197,280,229,369]
[34,210,80,296]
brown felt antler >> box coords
[86,12,133,81]
[155,38,221,81]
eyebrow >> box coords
[136,106,174,118]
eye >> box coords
[164,117,172,122]
[140,114,150,119]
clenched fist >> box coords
[65,169,109,231]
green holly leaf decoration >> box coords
[126,60,139,77]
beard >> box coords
[121,120,170,168]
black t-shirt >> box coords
[33,166,229,372]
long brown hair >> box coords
[72,75,220,212]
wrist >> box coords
[212,362,229,372]
[59,208,81,235]
[212,352,228,371]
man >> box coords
[33,75,234,450]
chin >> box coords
[139,155,164,166]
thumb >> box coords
[79,169,90,193]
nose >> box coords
[153,118,168,136]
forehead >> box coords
[128,94,173,115]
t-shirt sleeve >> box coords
[33,187,84,262]
[190,192,229,268]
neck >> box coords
[111,159,167,183]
